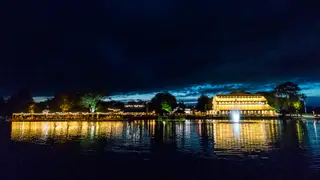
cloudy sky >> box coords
[1,1,320,105]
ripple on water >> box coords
[8,119,320,172]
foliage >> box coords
[60,96,72,112]
[29,104,35,113]
[80,93,104,112]
[48,92,85,112]
[196,95,212,112]
[275,82,301,100]
[161,102,172,113]
[293,101,302,111]
[274,82,306,115]
[34,101,50,113]
[150,91,177,113]
[0,82,309,117]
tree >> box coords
[275,82,301,96]
[49,92,83,112]
[35,101,50,113]
[60,96,72,112]
[274,82,305,116]
[196,95,212,112]
[150,92,177,113]
[293,101,302,112]
[80,93,104,112]
[29,104,35,113]
[161,102,172,113]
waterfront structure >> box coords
[11,112,156,121]
[124,103,147,113]
[212,92,276,116]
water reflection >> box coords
[9,119,320,175]
[11,120,278,153]
[10,119,320,155]
[213,120,280,153]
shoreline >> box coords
[9,113,320,122]
[10,116,283,122]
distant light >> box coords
[185,108,191,114]
[124,104,145,108]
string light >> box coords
[12,111,157,121]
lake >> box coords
[1,119,320,179]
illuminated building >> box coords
[184,108,191,114]
[212,92,276,116]
[124,103,147,113]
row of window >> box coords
[217,96,263,99]
[216,102,266,105]
[218,110,274,114]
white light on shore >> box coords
[231,110,240,123]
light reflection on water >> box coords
[10,119,320,169]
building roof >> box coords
[215,93,262,97]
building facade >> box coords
[212,92,276,116]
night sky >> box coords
[1,1,320,105]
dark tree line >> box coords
[0,90,109,116]
[196,95,212,112]
[0,81,318,117]
[0,89,191,116]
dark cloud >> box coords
[1,0,320,95]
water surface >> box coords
[2,119,320,179]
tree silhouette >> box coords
[196,95,212,112]
[275,82,301,99]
